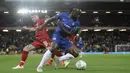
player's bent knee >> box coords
[68,46,79,57]
[73,52,79,58]
[23,46,29,51]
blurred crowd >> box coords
[81,31,130,52]
[0,31,35,54]
[0,30,130,55]
[1,14,130,27]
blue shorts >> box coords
[52,32,73,51]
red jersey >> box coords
[34,19,50,42]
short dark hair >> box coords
[69,8,81,13]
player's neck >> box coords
[69,14,72,18]
[69,14,77,21]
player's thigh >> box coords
[60,38,73,50]
[23,44,36,51]
[51,32,61,52]
[23,40,45,51]
[61,39,79,57]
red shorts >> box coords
[31,38,50,49]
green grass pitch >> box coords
[0,54,130,73]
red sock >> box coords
[19,51,29,66]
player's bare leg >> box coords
[52,51,65,67]
[54,50,65,66]
[12,44,35,69]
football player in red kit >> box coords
[12,15,51,69]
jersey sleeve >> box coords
[55,12,64,19]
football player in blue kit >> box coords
[77,37,85,58]
[36,8,81,72]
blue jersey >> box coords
[52,12,80,50]
[55,12,80,38]
[77,40,84,49]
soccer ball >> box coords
[76,60,87,70]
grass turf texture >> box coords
[0,54,130,73]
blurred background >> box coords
[0,0,130,55]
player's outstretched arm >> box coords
[36,16,56,31]
[56,21,72,35]
[57,21,81,36]
[23,26,35,31]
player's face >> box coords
[72,12,80,18]
[71,9,81,20]
[31,15,39,23]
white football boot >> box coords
[12,65,24,69]
[64,60,71,67]
[37,66,43,72]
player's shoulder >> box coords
[55,12,69,19]
[58,12,68,16]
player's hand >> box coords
[23,26,28,29]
